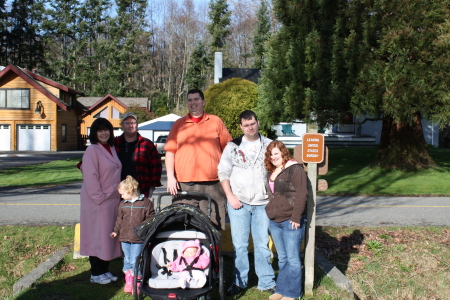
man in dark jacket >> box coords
[115,112,162,197]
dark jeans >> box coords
[89,256,110,276]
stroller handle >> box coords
[155,191,212,218]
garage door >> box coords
[17,125,51,151]
[0,124,11,150]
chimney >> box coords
[214,52,223,84]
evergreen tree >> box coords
[92,0,150,97]
[257,0,351,132]
[351,0,450,169]
[252,0,271,69]
[151,91,173,117]
[72,0,111,93]
[8,0,45,69]
[41,0,81,83]
[0,0,8,65]
[258,0,450,170]
[207,0,231,55]
[185,41,210,90]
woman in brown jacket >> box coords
[264,141,308,300]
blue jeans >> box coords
[270,217,306,299]
[121,242,143,275]
[227,202,275,290]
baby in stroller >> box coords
[166,239,209,289]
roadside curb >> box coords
[13,247,69,296]
[315,249,354,296]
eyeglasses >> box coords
[124,122,137,126]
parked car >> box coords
[155,135,168,156]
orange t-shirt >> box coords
[164,113,232,182]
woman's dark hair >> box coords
[264,140,292,172]
[89,118,115,146]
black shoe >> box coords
[261,286,276,294]
[227,284,245,296]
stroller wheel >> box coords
[134,255,144,300]
[219,256,225,300]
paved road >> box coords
[1,152,449,227]
[1,182,449,226]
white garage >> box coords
[17,124,51,151]
[138,113,181,142]
[0,124,11,150]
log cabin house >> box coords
[77,95,150,137]
[0,65,84,151]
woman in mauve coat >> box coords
[80,118,122,285]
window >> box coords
[112,107,121,118]
[0,89,30,109]
[93,107,108,118]
[62,124,67,142]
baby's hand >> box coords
[110,232,117,238]
[166,262,173,269]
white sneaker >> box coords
[104,272,118,282]
[90,273,112,284]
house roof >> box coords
[77,96,149,109]
[0,64,84,111]
[138,113,182,128]
[139,121,176,131]
[220,68,261,84]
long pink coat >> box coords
[80,143,122,261]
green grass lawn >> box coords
[0,226,350,300]
[0,157,83,188]
[3,225,449,300]
[318,146,450,196]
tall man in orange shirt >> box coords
[164,88,232,230]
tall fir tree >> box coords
[252,0,271,69]
[351,0,450,169]
[72,0,111,93]
[207,0,231,56]
[8,0,45,70]
[259,0,450,169]
[185,41,209,90]
[257,0,351,133]
[0,0,8,66]
[41,0,81,83]
[92,0,150,97]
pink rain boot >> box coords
[124,270,133,293]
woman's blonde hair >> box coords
[117,175,140,196]
[264,140,292,172]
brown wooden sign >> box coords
[301,133,325,163]
[293,145,328,175]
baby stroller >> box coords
[133,192,224,300]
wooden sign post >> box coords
[293,127,326,296]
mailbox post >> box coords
[293,128,326,296]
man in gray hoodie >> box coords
[218,110,275,296]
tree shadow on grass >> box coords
[314,226,364,299]
[315,226,364,274]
